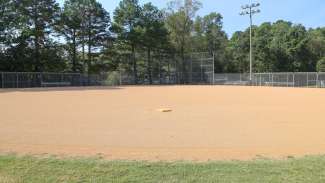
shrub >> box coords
[105,71,121,86]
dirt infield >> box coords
[1,86,325,161]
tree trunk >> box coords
[33,2,40,72]
[147,48,152,84]
[132,44,137,84]
[158,51,162,84]
[72,29,77,72]
[34,31,41,72]
[82,40,85,73]
[87,38,91,75]
[87,15,92,75]
[181,45,186,84]
[168,56,171,83]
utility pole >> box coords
[240,1,260,81]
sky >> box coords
[58,0,325,36]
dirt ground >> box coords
[1,86,325,161]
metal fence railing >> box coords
[1,72,325,88]
[213,73,325,88]
[0,72,101,88]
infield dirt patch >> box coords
[1,86,325,161]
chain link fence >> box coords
[213,73,325,88]
[0,72,104,88]
[1,71,325,88]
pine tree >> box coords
[78,0,110,74]
[140,3,168,84]
[113,0,142,83]
[16,0,60,72]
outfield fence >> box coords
[0,72,325,88]
[214,73,325,88]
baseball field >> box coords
[1,85,325,161]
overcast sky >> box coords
[57,0,325,36]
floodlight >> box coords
[241,4,250,9]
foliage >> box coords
[139,3,169,84]
[192,12,228,72]
[0,0,324,77]
[57,0,84,72]
[112,0,142,83]
[105,71,121,85]
[78,0,110,74]
[164,0,202,83]
[317,57,325,72]
[226,21,322,73]
[16,0,61,72]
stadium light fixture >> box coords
[240,1,261,81]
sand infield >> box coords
[1,86,325,161]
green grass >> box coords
[1,154,325,183]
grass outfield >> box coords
[1,155,325,182]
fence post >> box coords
[212,53,215,85]
[307,72,309,88]
[40,72,44,87]
[256,74,259,86]
[119,70,122,86]
[293,73,295,87]
[16,73,19,88]
[190,55,193,83]
[287,73,289,87]
[316,72,319,88]
[271,73,274,86]
[1,72,4,88]
[200,58,203,83]
[77,74,80,86]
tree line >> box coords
[1,0,325,80]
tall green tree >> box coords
[140,3,168,84]
[308,28,325,64]
[58,0,110,74]
[113,0,142,83]
[227,20,321,73]
[192,12,228,72]
[0,0,16,52]
[58,0,83,72]
[254,22,275,72]
[17,0,60,72]
[79,0,110,74]
[166,0,202,81]
[227,31,250,73]
[0,0,12,70]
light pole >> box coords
[240,1,260,81]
